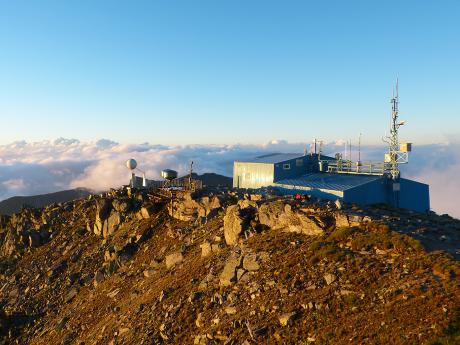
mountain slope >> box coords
[0,188,459,344]
[0,188,92,216]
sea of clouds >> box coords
[0,138,458,218]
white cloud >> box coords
[0,138,459,218]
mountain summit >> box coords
[0,186,459,344]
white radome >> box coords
[126,158,137,170]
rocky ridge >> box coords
[0,187,459,344]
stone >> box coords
[65,288,78,303]
[200,242,212,257]
[28,231,41,247]
[334,213,350,227]
[143,269,155,278]
[104,211,121,238]
[140,205,156,219]
[112,199,130,213]
[225,306,237,315]
[243,254,260,271]
[165,252,183,269]
[188,291,204,303]
[258,201,324,235]
[223,205,244,245]
[335,199,342,210]
[94,271,104,287]
[236,268,247,281]
[279,311,298,326]
[324,273,337,285]
[219,255,242,287]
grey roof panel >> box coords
[237,153,306,164]
[274,173,382,191]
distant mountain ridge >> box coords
[0,173,232,216]
[0,188,92,216]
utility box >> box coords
[384,153,392,163]
[400,143,412,152]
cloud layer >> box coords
[0,138,459,218]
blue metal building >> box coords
[232,153,430,213]
[233,153,330,189]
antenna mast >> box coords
[388,79,401,180]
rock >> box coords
[65,288,78,303]
[165,252,183,269]
[335,199,342,210]
[195,313,203,328]
[143,269,155,278]
[188,291,204,303]
[236,268,247,282]
[225,306,237,315]
[237,199,258,210]
[140,205,157,219]
[279,311,298,326]
[112,199,130,213]
[258,201,324,235]
[334,213,350,227]
[243,254,260,271]
[94,271,104,287]
[324,273,337,285]
[219,255,242,287]
[223,205,244,245]
[94,199,112,235]
[200,242,212,257]
[104,211,121,238]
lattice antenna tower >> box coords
[383,79,408,180]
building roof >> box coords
[237,153,306,164]
[274,173,383,191]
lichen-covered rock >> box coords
[258,201,324,235]
[219,254,242,287]
[165,252,183,269]
[223,205,244,245]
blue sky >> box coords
[0,0,459,145]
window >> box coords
[296,159,303,167]
[283,163,291,170]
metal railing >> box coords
[321,160,389,176]
[147,178,203,191]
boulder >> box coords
[223,205,244,245]
[140,204,160,219]
[104,211,121,238]
[112,199,130,213]
[258,201,324,235]
[219,254,242,287]
[200,241,212,257]
[243,254,260,271]
[324,273,337,285]
[165,252,183,269]
[279,311,298,326]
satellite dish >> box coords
[161,169,178,181]
[126,158,137,170]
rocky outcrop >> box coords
[223,205,244,245]
[93,198,122,238]
[170,193,226,222]
[258,201,326,235]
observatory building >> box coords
[232,86,430,213]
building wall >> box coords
[399,178,430,213]
[233,162,275,189]
[344,177,430,213]
[273,155,318,181]
[343,178,389,205]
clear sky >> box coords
[0,0,459,145]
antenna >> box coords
[358,133,362,162]
[189,161,194,190]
